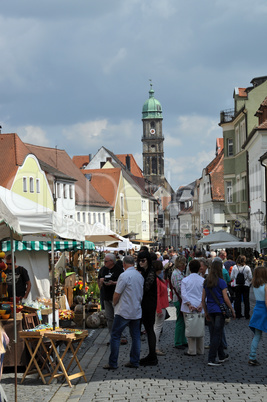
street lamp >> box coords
[255,209,264,225]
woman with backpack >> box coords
[230,255,252,319]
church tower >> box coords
[142,83,164,187]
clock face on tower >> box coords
[150,129,155,135]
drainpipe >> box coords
[260,158,267,241]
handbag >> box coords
[208,288,233,319]
[184,313,205,337]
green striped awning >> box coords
[1,240,95,252]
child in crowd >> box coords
[248,266,267,366]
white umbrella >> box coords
[197,230,239,245]
[85,222,122,244]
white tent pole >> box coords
[82,242,86,330]
[51,234,56,330]
[11,231,18,402]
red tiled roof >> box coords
[238,88,247,97]
[0,133,31,189]
[161,196,171,211]
[82,168,121,207]
[116,154,143,178]
[206,149,224,201]
[26,144,110,207]
[72,155,90,170]
[216,138,224,153]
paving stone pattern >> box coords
[2,289,267,402]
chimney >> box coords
[106,157,112,163]
[126,155,131,171]
[88,153,92,162]
[0,126,2,134]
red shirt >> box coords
[156,277,169,314]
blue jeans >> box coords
[109,315,141,368]
[208,313,226,362]
[249,328,262,360]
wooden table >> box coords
[19,330,54,385]
[19,329,88,387]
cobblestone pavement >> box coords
[2,290,267,402]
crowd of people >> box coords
[99,247,267,369]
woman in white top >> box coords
[181,259,204,356]
[231,255,252,319]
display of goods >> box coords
[58,309,74,320]
[1,304,11,314]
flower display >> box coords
[73,281,89,296]
[58,309,74,321]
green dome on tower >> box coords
[142,83,163,119]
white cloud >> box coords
[19,126,50,146]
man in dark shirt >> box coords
[98,253,124,334]
[5,255,31,300]
[223,254,235,272]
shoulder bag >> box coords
[208,288,232,318]
[184,312,205,337]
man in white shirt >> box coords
[103,255,144,369]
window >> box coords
[235,126,240,153]
[29,177,34,193]
[152,157,157,174]
[88,212,91,224]
[124,219,129,233]
[119,220,121,233]
[116,219,119,232]
[207,182,209,194]
[203,183,206,195]
[120,194,124,216]
[69,185,74,199]
[102,213,106,226]
[63,184,68,199]
[226,181,233,203]
[77,212,80,221]
[142,200,146,211]
[98,213,101,223]
[93,213,96,224]
[142,221,147,231]
[36,178,40,193]
[236,177,240,203]
[57,183,61,198]
[227,139,233,156]
[23,177,27,192]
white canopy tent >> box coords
[0,185,85,241]
[197,230,240,245]
[211,241,257,249]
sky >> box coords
[1,0,267,191]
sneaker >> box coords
[208,361,221,366]
[248,359,261,366]
[218,354,229,363]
